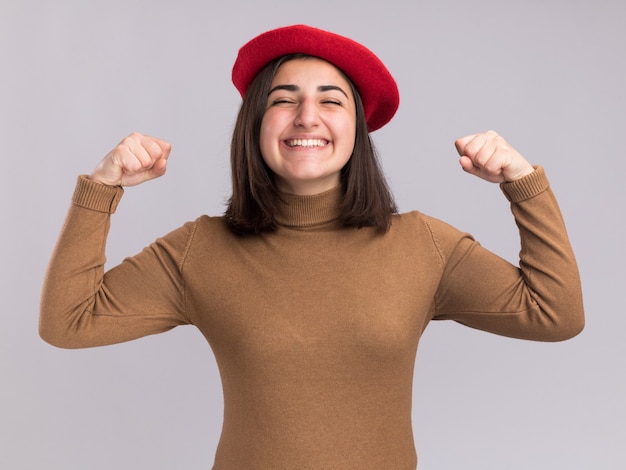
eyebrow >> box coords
[268,84,349,98]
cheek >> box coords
[340,120,357,157]
[260,108,285,140]
[259,116,275,159]
[259,114,286,178]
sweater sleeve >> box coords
[39,176,193,349]
[429,166,584,341]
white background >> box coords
[1,0,624,468]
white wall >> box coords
[2,0,624,468]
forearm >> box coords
[501,166,585,339]
[433,167,584,341]
[39,177,187,348]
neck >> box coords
[274,185,343,229]
[274,175,342,197]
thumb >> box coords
[144,157,169,180]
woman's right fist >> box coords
[90,133,171,187]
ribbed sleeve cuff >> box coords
[72,175,124,213]
[500,166,549,203]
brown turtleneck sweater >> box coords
[40,167,584,469]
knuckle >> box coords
[484,161,499,173]
[128,131,143,140]
[147,141,163,158]
[472,151,487,165]
[120,132,142,149]
[119,138,133,150]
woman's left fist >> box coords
[455,130,535,183]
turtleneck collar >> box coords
[274,185,343,230]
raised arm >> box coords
[40,133,191,348]
[430,131,584,341]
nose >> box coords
[294,99,319,129]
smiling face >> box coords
[259,57,357,195]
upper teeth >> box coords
[286,139,327,147]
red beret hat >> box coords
[232,24,399,132]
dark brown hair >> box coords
[225,54,397,235]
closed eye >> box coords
[270,98,296,106]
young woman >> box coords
[40,24,584,469]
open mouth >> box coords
[285,139,329,148]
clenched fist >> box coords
[455,131,535,183]
[90,133,171,187]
